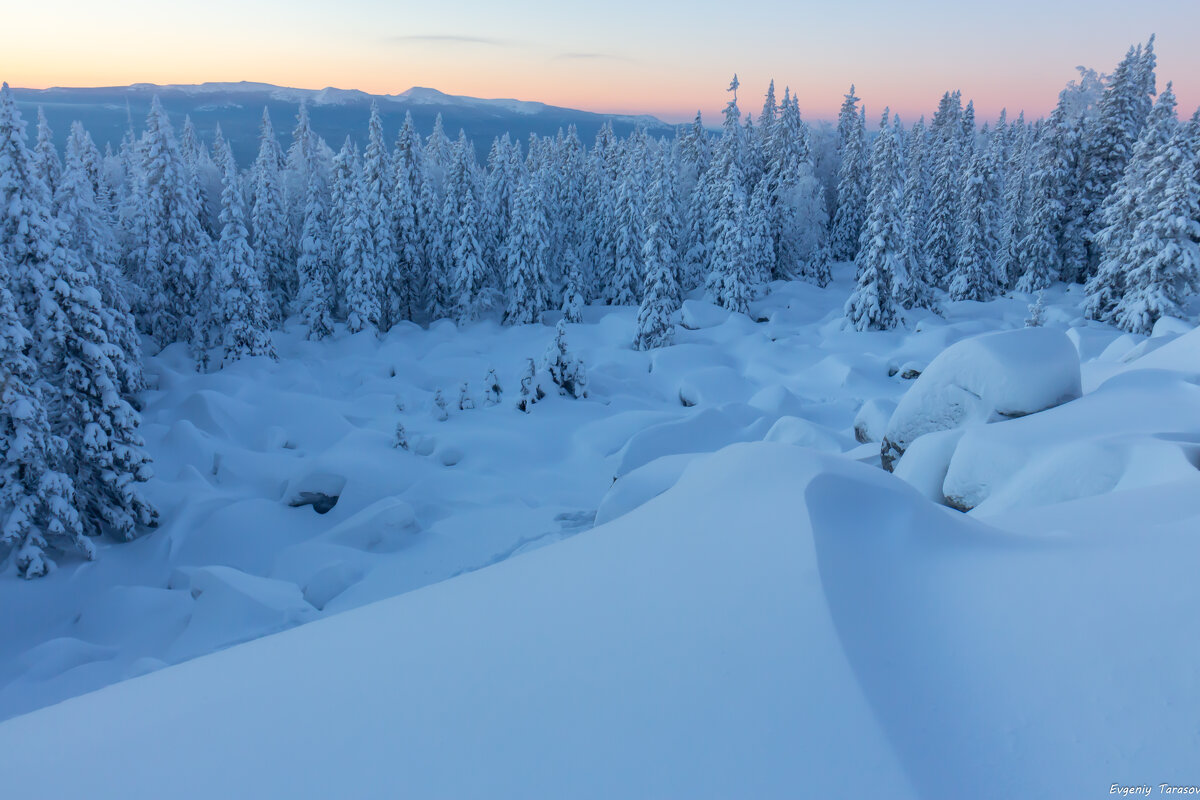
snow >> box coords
[1,276,1199,793]
[881,326,1082,469]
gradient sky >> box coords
[6,0,1199,124]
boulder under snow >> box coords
[881,328,1082,471]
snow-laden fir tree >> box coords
[1085,83,1178,321]
[634,149,682,351]
[845,111,903,331]
[543,320,587,399]
[391,112,425,322]
[503,174,551,325]
[1111,121,1200,334]
[296,166,335,340]
[250,108,290,321]
[483,368,502,406]
[207,136,276,365]
[829,87,869,261]
[1015,94,1073,293]
[458,382,475,411]
[0,282,88,578]
[996,112,1030,290]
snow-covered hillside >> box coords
[2,271,1200,795]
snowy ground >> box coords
[2,264,1200,795]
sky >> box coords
[5,0,1199,124]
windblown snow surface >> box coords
[2,271,1199,798]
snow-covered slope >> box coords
[3,442,1198,798]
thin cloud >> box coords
[386,34,513,46]
[554,52,638,63]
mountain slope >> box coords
[10,81,677,163]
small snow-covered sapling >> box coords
[459,381,475,410]
[433,389,449,421]
[516,359,545,413]
[483,368,502,406]
[393,421,409,450]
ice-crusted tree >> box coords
[830,87,869,261]
[845,111,903,331]
[208,139,276,364]
[1086,83,1178,321]
[0,283,88,578]
[635,150,682,351]
[1111,122,1200,334]
[296,167,335,340]
[543,320,587,399]
[503,175,551,326]
[251,108,290,322]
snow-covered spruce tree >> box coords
[56,123,145,402]
[363,103,398,330]
[483,368,502,406]
[996,112,1031,291]
[608,133,647,306]
[1025,290,1046,327]
[1086,83,1178,322]
[895,117,937,310]
[769,91,828,283]
[334,140,381,334]
[635,150,682,351]
[0,283,88,578]
[296,166,335,340]
[389,111,425,322]
[1015,94,1074,293]
[829,87,869,261]
[543,320,588,399]
[133,97,213,347]
[39,217,159,542]
[393,421,409,450]
[561,247,586,324]
[433,389,449,421]
[34,108,62,198]
[503,175,551,326]
[845,111,903,331]
[458,382,475,411]
[923,91,963,288]
[747,178,775,286]
[704,76,754,313]
[208,137,276,365]
[0,82,57,322]
[948,142,1002,302]
[251,108,291,322]
[1111,122,1200,334]
[446,132,488,323]
[516,358,544,412]
[1080,38,1158,274]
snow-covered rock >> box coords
[853,398,896,444]
[881,328,1082,470]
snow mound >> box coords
[762,416,851,452]
[679,299,732,330]
[594,453,696,526]
[613,404,767,478]
[942,370,1200,513]
[881,328,1081,470]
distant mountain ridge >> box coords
[11,81,678,164]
